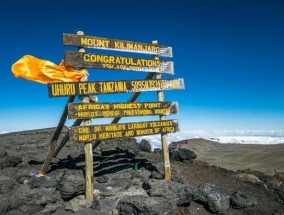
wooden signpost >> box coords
[48,78,184,97]
[41,31,185,201]
[63,33,173,57]
[64,51,174,74]
[68,102,178,119]
[70,120,179,142]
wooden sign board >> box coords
[70,120,179,142]
[64,51,174,74]
[68,101,178,119]
[48,78,185,97]
[63,33,173,57]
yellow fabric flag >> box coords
[11,55,88,84]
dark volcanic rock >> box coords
[0,153,22,169]
[96,175,109,183]
[169,148,196,162]
[65,195,92,212]
[274,172,284,182]
[154,148,162,154]
[0,196,11,215]
[138,139,152,153]
[0,176,16,194]
[29,176,57,189]
[98,137,140,156]
[265,179,284,204]
[40,202,62,214]
[195,183,230,214]
[58,170,85,200]
[117,195,176,215]
[150,170,164,179]
[0,151,7,157]
[94,198,118,214]
[146,179,195,206]
[152,162,185,183]
[230,191,257,209]
[16,174,30,184]
[10,185,60,214]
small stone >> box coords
[23,180,29,185]
[234,173,262,184]
[274,172,284,182]
[230,191,257,209]
[112,208,119,214]
[96,175,109,183]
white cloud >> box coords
[136,130,284,149]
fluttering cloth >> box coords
[11,55,88,84]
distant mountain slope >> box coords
[171,138,284,174]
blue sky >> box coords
[1,0,284,132]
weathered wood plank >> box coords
[64,51,174,74]
[48,78,184,97]
[68,101,178,119]
[40,96,75,175]
[70,120,179,143]
[154,40,172,181]
[63,33,173,57]
[77,30,94,201]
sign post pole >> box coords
[153,40,172,180]
[40,96,75,175]
[77,31,94,201]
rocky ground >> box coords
[0,128,283,215]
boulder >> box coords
[150,170,164,179]
[151,162,185,183]
[138,139,152,153]
[65,195,92,212]
[230,191,257,208]
[94,198,117,214]
[195,183,230,214]
[0,153,22,169]
[10,185,60,214]
[40,202,62,214]
[29,176,57,189]
[58,170,85,200]
[117,195,176,215]
[0,176,16,194]
[153,148,162,154]
[265,179,284,204]
[146,179,195,206]
[234,173,263,184]
[274,172,284,182]
[169,148,196,162]
[98,137,140,156]
[0,195,11,214]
